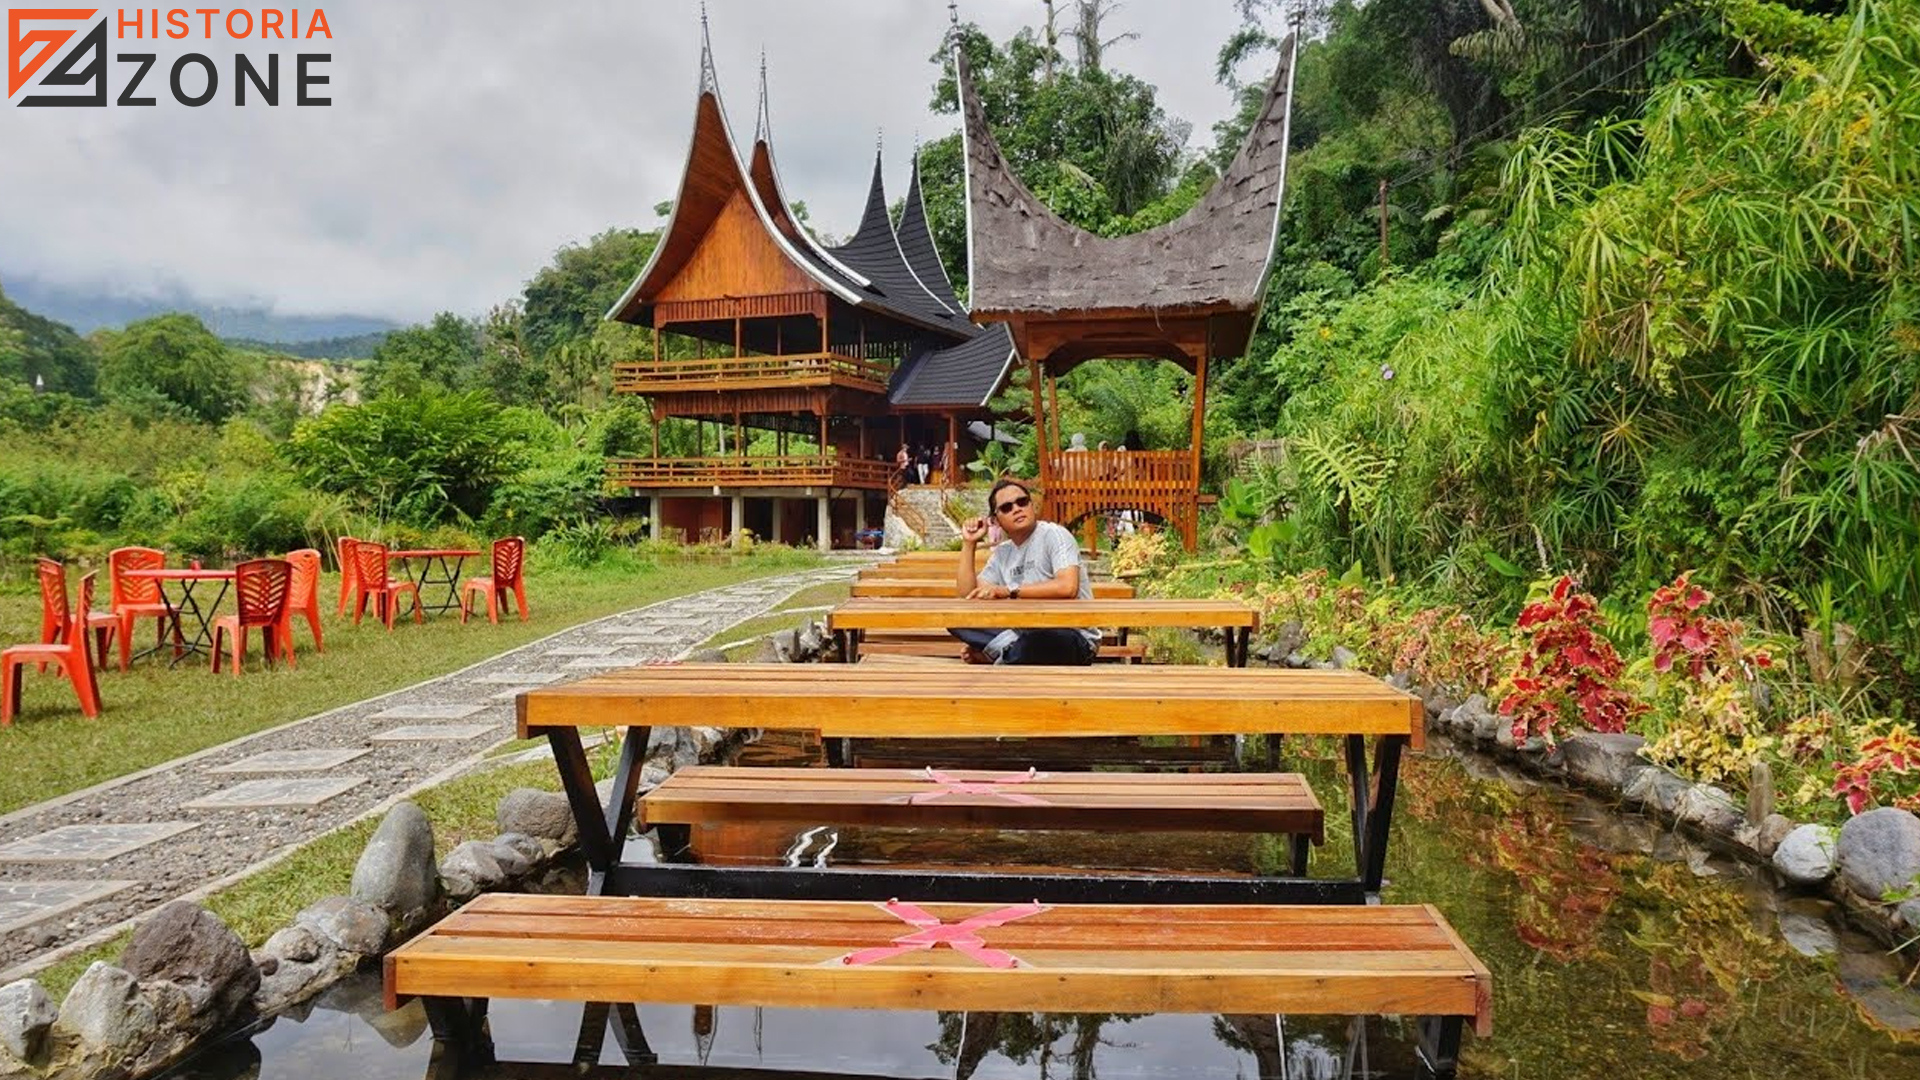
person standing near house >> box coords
[895,444,912,486]
[948,478,1098,665]
[916,445,931,485]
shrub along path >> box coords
[0,562,861,979]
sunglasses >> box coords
[994,494,1032,515]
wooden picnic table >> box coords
[852,578,1135,599]
[828,597,1257,665]
[517,663,1420,905]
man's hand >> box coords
[966,584,1007,600]
[960,517,990,545]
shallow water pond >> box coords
[161,742,1920,1079]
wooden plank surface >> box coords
[829,597,1256,631]
[386,895,1490,1034]
[641,765,1324,839]
[855,579,1135,598]
[517,664,1423,748]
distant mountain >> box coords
[1,274,399,344]
[226,333,387,361]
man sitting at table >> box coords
[950,478,1098,665]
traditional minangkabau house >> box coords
[952,26,1299,551]
[603,37,1015,550]
[604,12,1295,552]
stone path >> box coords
[0,564,860,977]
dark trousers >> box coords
[949,628,1097,666]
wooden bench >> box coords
[854,577,1136,598]
[829,597,1258,666]
[520,664,1418,905]
[386,895,1490,1080]
[644,764,1323,873]
[857,634,1146,662]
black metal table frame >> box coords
[142,577,231,669]
[396,553,473,618]
[532,718,1406,907]
[834,624,1254,667]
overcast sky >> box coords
[0,1,1271,325]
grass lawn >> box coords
[0,549,822,816]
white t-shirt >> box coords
[978,521,1099,646]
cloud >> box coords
[0,0,1254,324]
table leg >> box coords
[1345,734,1406,895]
[543,722,651,896]
[167,579,229,668]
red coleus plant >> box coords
[1831,728,1920,816]
[1498,576,1644,746]
[1647,572,1773,679]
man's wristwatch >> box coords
[1008,585,1021,600]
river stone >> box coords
[494,832,546,866]
[1329,645,1359,669]
[442,840,507,891]
[0,980,56,1062]
[1836,808,1920,902]
[1675,784,1744,837]
[486,838,532,880]
[1623,766,1691,814]
[1772,824,1839,886]
[262,925,321,965]
[1900,898,1920,930]
[57,963,156,1059]
[252,937,353,1015]
[1558,733,1648,791]
[351,802,439,921]
[118,901,258,1021]
[296,896,388,956]
[496,788,576,843]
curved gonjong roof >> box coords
[956,33,1299,318]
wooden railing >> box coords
[606,456,894,490]
[614,352,892,394]
[1044,449,1201,551]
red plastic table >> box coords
[387,549,481,618]
[122,568,236,668]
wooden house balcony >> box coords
[606,455,895,492]
[614,351,893,396]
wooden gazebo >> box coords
[954,31,1300,550]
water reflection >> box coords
[160,746,1920,1080]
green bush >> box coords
[285,390,530,525]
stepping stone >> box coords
[0,823,199,863]
[0,881,139,934]
[473,671,562,685]
[563,656,642,670]
[370,703,488,721]
[590,626,662,637]
[183,777,367,810]
[613,635,678,647]
[490,686,545,702]
[370,723,497,743]
[210,748,375,774]
[542,646,618,658]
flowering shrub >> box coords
[1638,573,1780,786]
[1831,725,1920,815]
[1109,528,1173,577]
[1497,576,1643,746]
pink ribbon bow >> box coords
[837,899,1050,968]
[892,766,1051,806]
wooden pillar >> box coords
[946,413,958,489]
[734,410,744,458]
[819,411,828,454]
[651,416,660,458]
[1027,356,1050,491]
[858,417,868,458]
[734,317,743,358]
[1047,373,1062,453]
[1188,335,1210,554]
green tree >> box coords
[284,389,529,524]
[98,313,246,423]
[0,286,99,397]
[363,312,482,399]
[520,228,658,359]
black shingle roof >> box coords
[889,323,1017,408]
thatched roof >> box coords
[957,36,1298,320]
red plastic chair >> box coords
[108,546,181,671]
[32,558,115,673]
[353,541,421,630]
[334,536,362,617]
[278,548,324,662]
[4,570,103,725]
[212,559,293,675]
[460,537,529,624]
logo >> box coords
[7,7,332,107]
